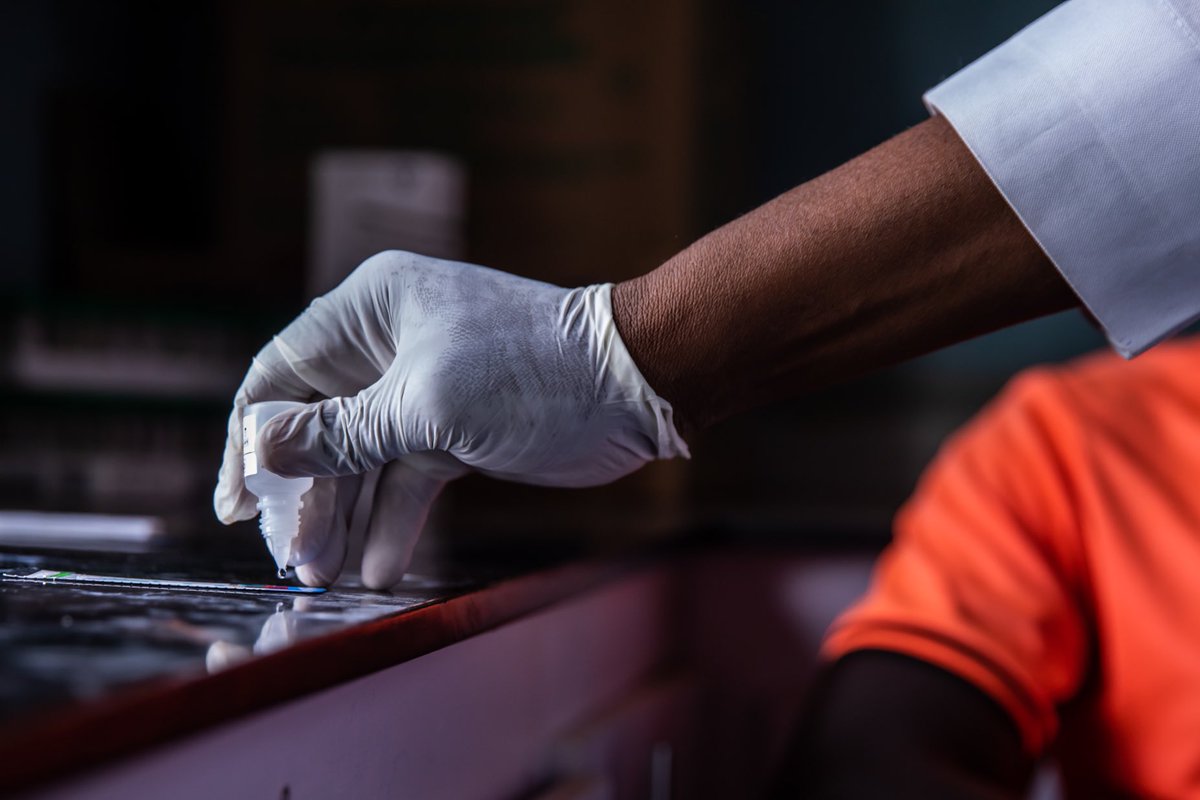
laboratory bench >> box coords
[0,533,880,800]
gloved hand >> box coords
[214,250,689,589]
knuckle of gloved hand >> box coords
[347,250,424,317]
[354,250,412,288]
[362,558,405,592]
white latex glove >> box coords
[214,251,689,589]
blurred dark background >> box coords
[0,0,1096,557]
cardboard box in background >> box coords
[309,150,467,296]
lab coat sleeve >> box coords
[925,0,1200,357]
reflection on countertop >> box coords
[0,544,481,728]
[0,532,634,796]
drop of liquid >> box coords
[277,567,288,580]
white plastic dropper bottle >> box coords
[242,401,313,578]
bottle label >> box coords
[243,413,258,475]
[243,414,257,455]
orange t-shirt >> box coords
[824,338,1200,798]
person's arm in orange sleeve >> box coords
[773,370,1092,799]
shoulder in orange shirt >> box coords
[824,336,1200,797]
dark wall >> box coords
[6,0,1067,306]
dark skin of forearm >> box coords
[612,115,1078,431]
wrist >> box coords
[610,275,700,437]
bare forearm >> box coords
[613,116,1077,430]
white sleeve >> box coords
[925,0,1200,357]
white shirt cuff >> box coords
[925,0,1200,357]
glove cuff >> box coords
[585,283,691,461]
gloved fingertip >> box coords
[361,560,406,592]
[289,535,319,566]
[295,561,335,588]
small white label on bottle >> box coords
[243,415,257,455]
[244,452,258,476]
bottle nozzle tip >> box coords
[265,533,293,575]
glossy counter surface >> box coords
[0,542,627,795]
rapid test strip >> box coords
[0,569,327,594]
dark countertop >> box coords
[0,551,454,723]
[0,540,632,795]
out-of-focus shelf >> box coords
[9,343,242,401]
[1,309,259,404]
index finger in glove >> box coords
[294,474,362,587]
[361,453,469,590]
